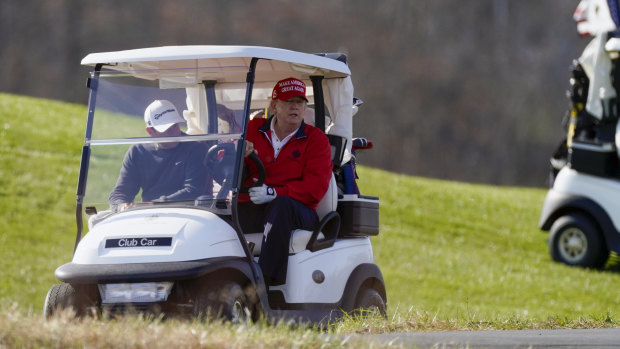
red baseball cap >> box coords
[271,77,308,102]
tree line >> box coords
[0,0,584,186]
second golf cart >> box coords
[539,0,620,269]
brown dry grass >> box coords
[3,301,620,349]
[0,302,384,349]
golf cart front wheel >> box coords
[43,283,93,318]
[193,281,250,323]
[353,287,387,319]
[549,213,609,268]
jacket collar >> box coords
[259,115,307,139]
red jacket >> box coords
[240,116,332,210]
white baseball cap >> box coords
[144,100,185,132]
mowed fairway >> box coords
[1,92,620,327]
[362,169,620,320]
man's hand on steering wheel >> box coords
[240,140,266,193]
[244,140,256,157]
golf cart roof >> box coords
[82,45,357,165]
[81,45,351,81]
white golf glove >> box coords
[249,184,277,204]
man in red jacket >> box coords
[239,77,333,286]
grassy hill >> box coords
[0,93,84,312]
[1,92,620,324]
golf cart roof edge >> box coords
[81,45,351,75]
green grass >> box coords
[0,94,84,310]
[2,93,620,342]
[358,169,620,320]
[360,169,620,319]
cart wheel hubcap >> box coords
[559,228,587,262]
[366,305,381,315]
[231,300,243,323]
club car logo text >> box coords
[105,237,172,248]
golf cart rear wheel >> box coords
[43,283,94,318]
[193,281,249,323]
[549,213,609,268]
[353,287,387,319]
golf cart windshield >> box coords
[80,47,356,237]
[84,67,249,218]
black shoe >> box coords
[264,276,284,287]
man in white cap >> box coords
[109,100,207,210]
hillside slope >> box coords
[1,93,619,320]
[0,93,84,310]
[357,167,620,319]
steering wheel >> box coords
[204,143,265,195]
[205,143,236,184]
[240,152,265,193]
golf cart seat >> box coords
[245,174,339,256]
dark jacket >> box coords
[109,140,207,204]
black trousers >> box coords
[238,196,318,285]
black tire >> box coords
[43,283,95,318]
[353,287,387,319]
[549,213,609,268]
[193,281,250,323]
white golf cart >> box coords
[43,46,386,324]
[539,0,620,269]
